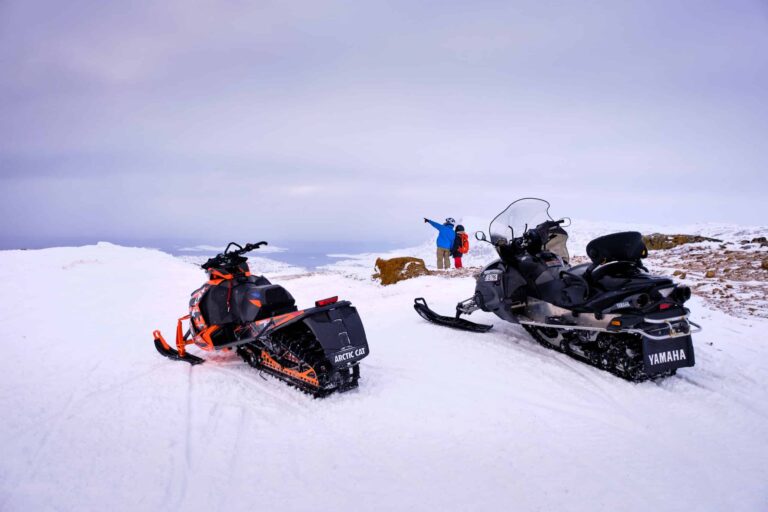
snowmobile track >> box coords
[522,325,676,383]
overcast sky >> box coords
[1,0,766,248]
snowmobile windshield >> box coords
[489,198,554,244]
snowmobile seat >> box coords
[589,260,644,283]
[247,284,297,320]
[586,231,647,265]
[567,260,647,293]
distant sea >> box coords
[165,241,407,269]
[0,238,408,269]
[165,240,402,269]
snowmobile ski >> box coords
[413,298,493,333]
[153,329,204,365]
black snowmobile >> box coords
[414,198,700,381]
[153,242,369,397]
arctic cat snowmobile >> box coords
[414,198,701,382]
[153,242,369,397]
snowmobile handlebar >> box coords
[201,241,268,270]
[224,241,268,255]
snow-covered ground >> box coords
[1,237,767,511]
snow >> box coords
[1,239,767,511]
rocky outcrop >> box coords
[643,233,722,251]
[373,257,431,285]
[645,235,768,319]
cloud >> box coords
[0,0,766,248]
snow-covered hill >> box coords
[1,241,767,511]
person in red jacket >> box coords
[450,224,469,268]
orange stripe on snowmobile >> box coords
[251,310,305,331]
[210,269,233,280]
[193,325,219,351]
[275,311,303,328]
[259,350,320,387]
[249,299,262,307]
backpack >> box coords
[457,232,469,254]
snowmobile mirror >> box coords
[475,231,488,242]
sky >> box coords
[1,0,767,249]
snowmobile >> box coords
[153,242,369,397]
[414,198,701,381]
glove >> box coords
[424,218,429,223]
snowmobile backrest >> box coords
[586,231,647,265]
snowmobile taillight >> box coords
[610,319,622,327]
[659,303,672,311]
[315,296,339,307]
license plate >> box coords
[642,335,695,374]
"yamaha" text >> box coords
[648,349,687,366]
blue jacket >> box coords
[427,219,456,250]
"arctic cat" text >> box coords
[334,347,367,363]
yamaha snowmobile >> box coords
[414,198,701,381]
[153,242,369,397]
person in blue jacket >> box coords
[424,217,456,269]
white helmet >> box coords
[445,217,456,225]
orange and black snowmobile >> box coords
[152,242,369,397]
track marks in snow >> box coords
[205,364,310,414]
[161,366,194,511]
[0,360,102,511]
[671,374,768,421]
[77,362,168,403]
